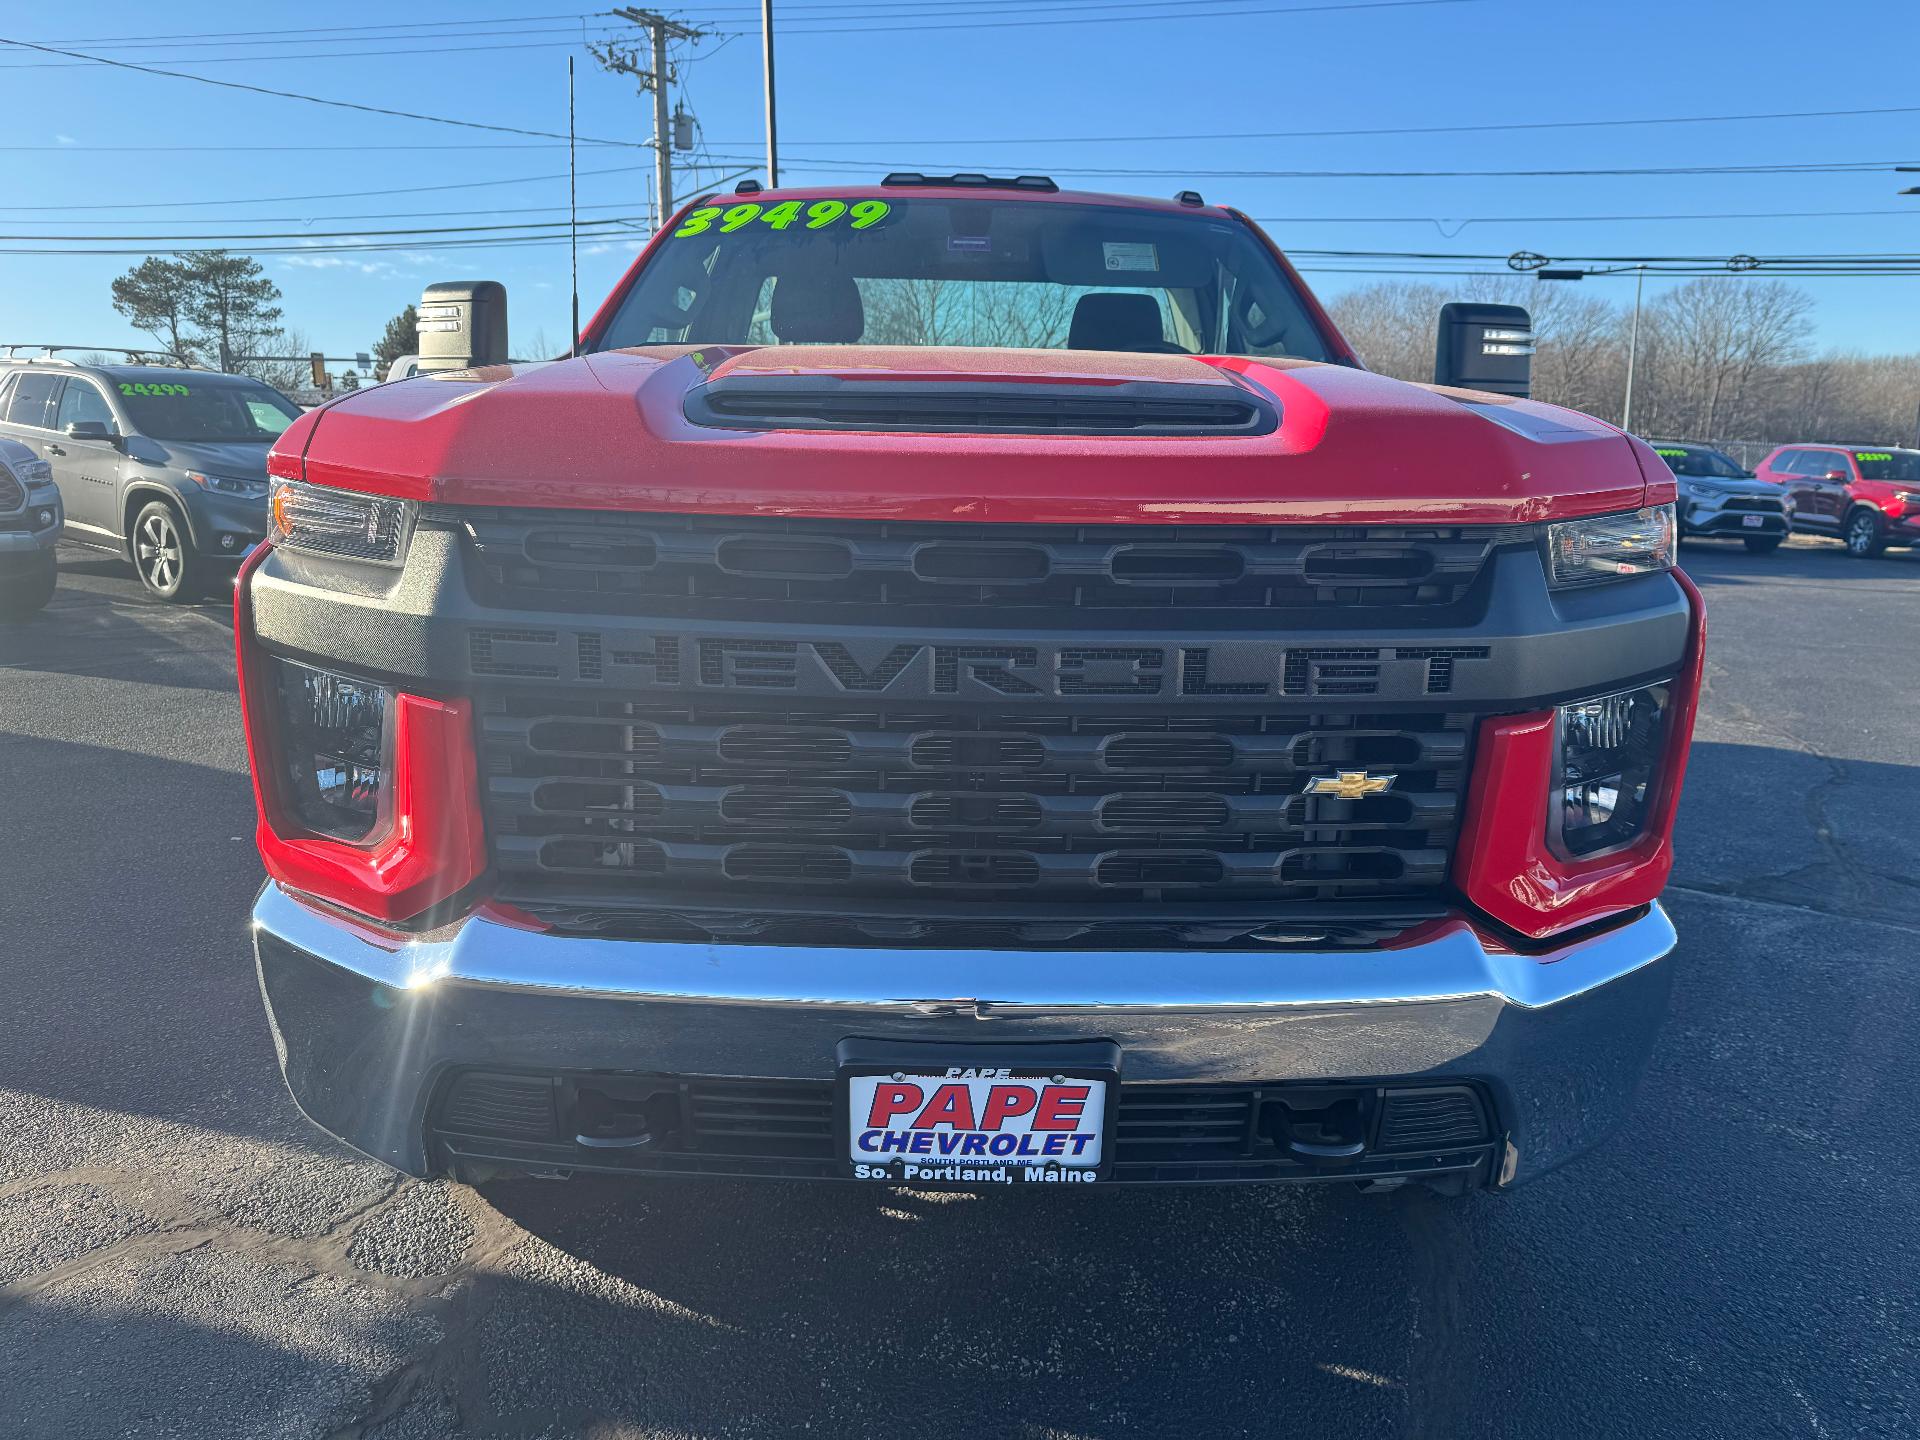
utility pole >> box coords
[761,0,779,187]
[1622,265,1645,435]
[593,8,705,228]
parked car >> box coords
[0,358,301,600]
[1652,442,1791,552]
[1753,443,1920,558]
[0,434,62,619]
[241,177,1702,1197]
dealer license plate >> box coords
[841,1043,1116,1185]
[1743,514,1766,527]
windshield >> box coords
[594,196,1334,361]
[115,378,300,442]
[1655,445,1747,479]
[1852,450,1920,482]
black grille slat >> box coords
[452,510,1516,617]
[482,700,1473,909]
[0,470,23,512]
[439,1074,557,1141]
[433,1076,1496,1179]
[1375,1089,1490,1151]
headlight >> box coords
[17,458,52,485]
[1554,682,1669,857]
[273,659,393,842]
[268,479,414,565]
[1545,504,1675,589]
[187,470,267,499]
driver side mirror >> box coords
[67,420,120,446]
[1433,302,1534,398]
[1824,470,1850,483]
[417,279,510,372]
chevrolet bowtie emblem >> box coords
[1304,770,1396,799]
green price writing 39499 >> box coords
[673,199,892,238]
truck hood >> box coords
[279,345,1663,525]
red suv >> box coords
[1753,444,1920,557]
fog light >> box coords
[35,508,55,528]
[1554,683,1669,857]
[220,532,239,550]
[273,660,393,842]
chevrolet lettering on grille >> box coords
[468,629,1495,702]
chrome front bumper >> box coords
[253,884,1678,1187]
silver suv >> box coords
[0,356,301,601]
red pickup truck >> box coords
[239,176,1699,1195]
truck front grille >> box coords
[452,510,1513,616]
[0,470,23,513]
[479,699,1475,919]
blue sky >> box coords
[2,0,1915,363]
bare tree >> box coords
[243,327,312,395]
[1643,279,1814,438]
[1324,282,1450,382]
[861,278,953,346]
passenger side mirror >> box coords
[66,420,118,445]
[1432,303,1534,398]
[417,280,510,373]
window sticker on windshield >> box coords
[1655,448,1689,458]
[118,382,190,397]
[1102,241,1159,272]
[1855,452,1893,462]
[673,199,892,238]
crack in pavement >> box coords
[1691,653,1918,923]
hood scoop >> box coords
[684,373,1278,437]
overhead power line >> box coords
[27,0,1222,46]
[722,0,1480,33]
[1,147,1907,182]
[0,37,652,69]
[30,11,605,44]
[0,0,1481,66]
[701,102,1920,147]
[0,216,648,243]
[25,0,1445,48]
[0,35,647,147]
[0,164,648,213]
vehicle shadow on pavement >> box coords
[459,1173,1434,1437]
[0,552,236,695]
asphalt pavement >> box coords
[1,534,1917,1439]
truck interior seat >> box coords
[771,271,866,343]
[1068,292,1173,352]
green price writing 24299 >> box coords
[673,199,891,239]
